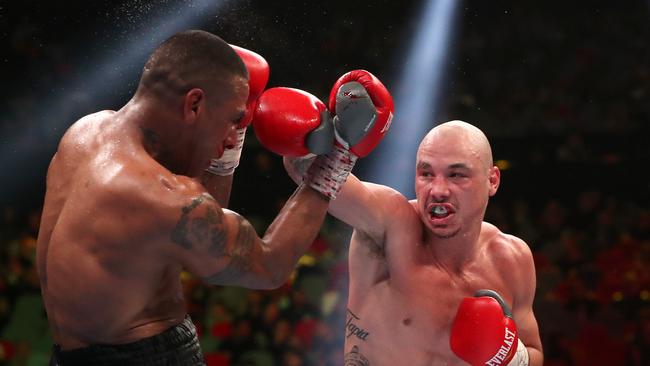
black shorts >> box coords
[50,315,205,366]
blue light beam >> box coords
[365,0,461,198]
[1,0,234,199]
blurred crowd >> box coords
[1,148,648,366]
[1,1,649,366]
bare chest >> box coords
[346,263,511,365]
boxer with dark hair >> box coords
[36,29,389,365]
[284,120,543,365]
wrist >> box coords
[206,127,247,176]
[305,145,357,200]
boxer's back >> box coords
[37,111,186,350]
[346,202,517,365]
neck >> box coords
[119,95,183,172]
[421,222,483,272]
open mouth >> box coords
[428,204,454,220]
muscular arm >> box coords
[283,156,399,243]
[168,180,329,289]
[510,238,544,366]
[199,172,233,208]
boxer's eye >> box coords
[231,111,246,125]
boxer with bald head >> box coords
[36,30,373,365]
[285,120,543,365]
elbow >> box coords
[250,274,286,290]
[256,238,303,290]
[255,241,296,290]
[259,267,292,290]
[258,253,294,289]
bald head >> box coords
[136,30,248,104]
[419,120,494,170]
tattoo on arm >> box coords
[226,215,257,273]
[206,206,228,256]
[171,194,262,284]
[345,345,370,366]
[171,194,228,257]
[204,215,259,284]
[171,195,206,249]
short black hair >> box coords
[137,30,247,102]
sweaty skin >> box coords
[38,52,330,350]
[37,110,197,349]
[285,121,543,366]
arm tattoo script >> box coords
[204,215,259,284]
[171,194,227,256]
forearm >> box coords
[202,126,246,206]
[200,172,234,208]
[260,183,329,285]
[284,155,365,222]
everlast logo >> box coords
[484,327,516,365]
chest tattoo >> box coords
[345,345,370,366]
[346,309,370,341]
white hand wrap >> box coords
[506,338,529,366]
[305,145,357,200]
[206,127,247,176]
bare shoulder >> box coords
[367,183,416,236]
[481,222,536,300]
[107,163,208,223]
[334,177,413,244]
[349,179,410,209]
[482,222,532,260]
[67,109,209,222]
[345,183,415,266]
[370,183,412,212]
[60,110,116,144]
[87,142,212,244]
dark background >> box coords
[0,0,648,365]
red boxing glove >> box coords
[230,44,270,128]
[253,86,355,200]
[206,45,269,176]
[253,87,334,157]
[254,70,394,199]
[328,69,394,158]
[450,290,529,366]
[295,69,392,198]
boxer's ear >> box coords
[488,165,500,196]
[183,88,205,125]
